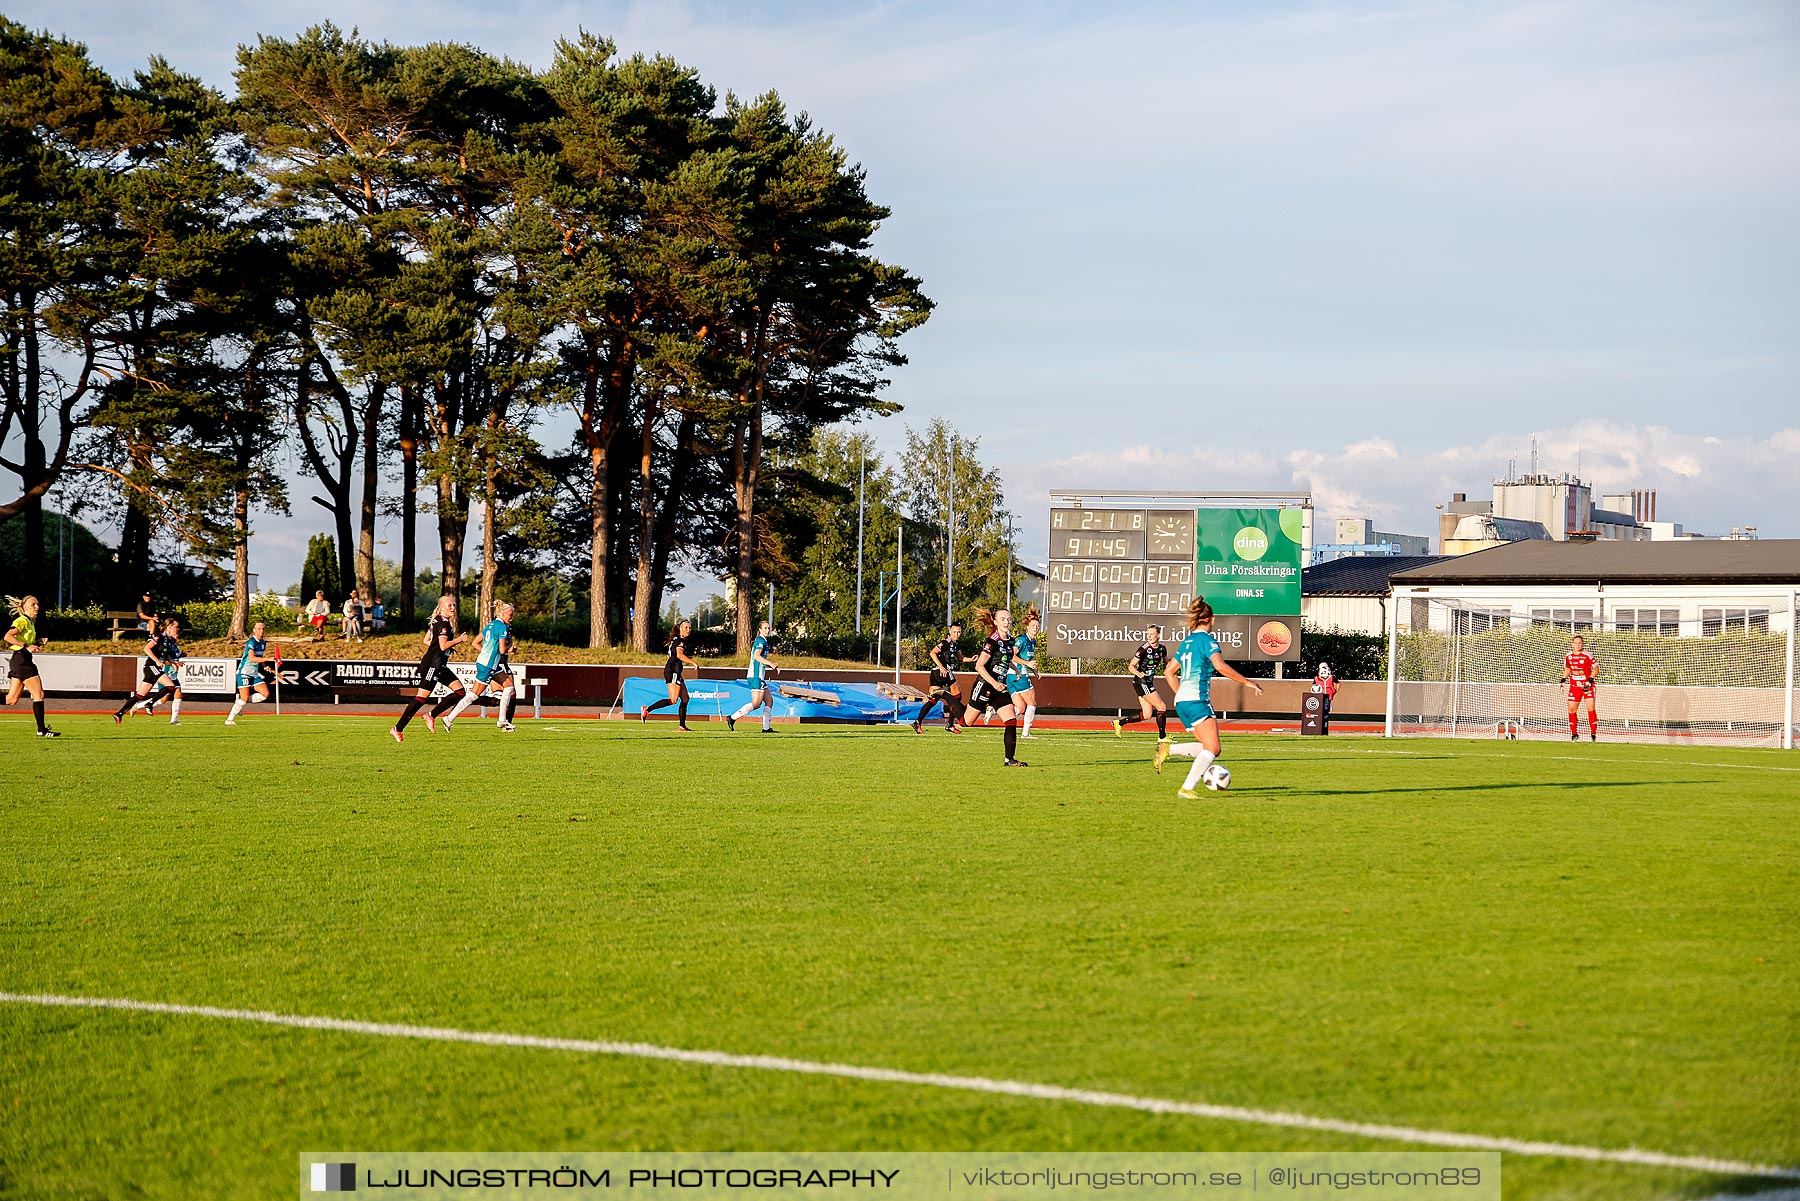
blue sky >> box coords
[17,0,1800,591]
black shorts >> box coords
[663,663,687,685]
[1131,676,1161,698]
[928,673,956,696]
[8,649,38,683]
[141,661,164,686]
[415,661,460,690]
[968,678,1011,710]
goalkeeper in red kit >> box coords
[1562,634,1598,741]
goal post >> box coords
[1387,587,1798,748]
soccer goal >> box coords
[1385,592,1798,748]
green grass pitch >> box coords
[3,715,1795,1200]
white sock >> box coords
[170,697,182,722]
[227,698,245,722]
[761,705,772,731]
[1182,748,1217,791]
[250,692,266,703]
[497,684,515,718]
[447,689,479,720]
[1023,704,1036,736]
[731,703,755,721]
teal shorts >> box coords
[1175,699,1215,729]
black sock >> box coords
[678,699,689,726]
[646,698,673,713]
[431,691,461,718]
[916,699,936,723]
[32,700,46,732]
[1119,713,1138,726]
[396,698,424,731]
[1004,721,1018,760]
[1156,712,1168,738]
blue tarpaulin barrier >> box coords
[621,676,925,723]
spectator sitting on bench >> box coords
[369,599,385,633]
[343,589,364,641]
[137,591,156,632]
[304,590,331,636]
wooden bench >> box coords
[106,611,150,641]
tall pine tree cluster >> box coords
[1,20,938,650]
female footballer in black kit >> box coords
[390,595,470,742]
[1113,625,1171,742]
[963,607,1027,767]
[642,619,696,731]
[912,621,966,733]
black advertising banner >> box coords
[1047,613,1299,662]
[262,660,487,692]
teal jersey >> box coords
[237,636,265,673]
[1005,632,1035,691]
[747,635,770,683]
[1174,630,1221,703]
[477,619,510,668]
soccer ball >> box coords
[1202,763,1231,791]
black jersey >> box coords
[665,633,688,673]
[421,615,454,668]
[980,633,1016,680]
[1131,642,1168,680]
[151,634,183,665]
[930,637,961,679]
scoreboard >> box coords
[1044,503,1302,662]
[1047,508,1198,617]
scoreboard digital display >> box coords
[1045,502,1302,661]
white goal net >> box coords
[1389,593,1798,747]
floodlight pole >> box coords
[1006,514,1014,605]
[945,441,955,628]
[1385,587,1402,737]
[855,439,865,636]
[895,522,904,687]
[1784,589,1796,751]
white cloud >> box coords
[1012,420,1800,549]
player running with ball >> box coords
[444,600,519,731]
[963,607,1027,767]
[1154,598,1263,797]
[1562,634,1599,742]
[225,621,275,725]
[728,621,778,733]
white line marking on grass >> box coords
[5,992,1795,1180]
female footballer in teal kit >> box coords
[1005,608,1041,738]
[1155,597,1262,797]
[728,620,778,732]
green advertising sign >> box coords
[1194,507,1305,615]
